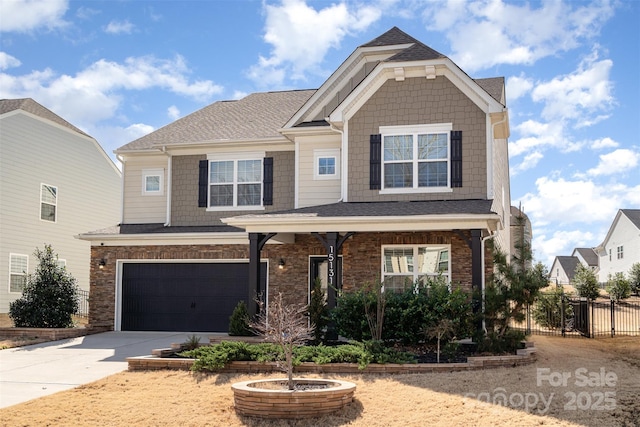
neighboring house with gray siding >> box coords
[78,27,512,333]
[0,98,121,313]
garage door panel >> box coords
[121,262,266,332]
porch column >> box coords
[248,232,276,315]
[470,229,483,331]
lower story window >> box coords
[9,253,28,293]
[382,245,450,292]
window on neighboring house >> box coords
[208,155,263,209]
[609,249,612,261]
[314,149,339,179]
[40,184,57,222]
[380,124,453,192]
[142,169,164,195]
[382,245,450,293]
[9,254,28,293]
[57,259,66,269]
[617,246,623,260]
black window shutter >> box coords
[370,134,382,190]
[263,157,273,206]
[198,159,208,207]
[450,130,463,188]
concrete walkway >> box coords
[0,331,211,409]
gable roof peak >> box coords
[360,26,446,61]
[0,97,92,138]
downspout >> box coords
[161,146,172,226]
[116,154,126,224]
[481,230,498,333]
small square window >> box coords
[318,157,336,175]
[313,149,340,180]
[142,169,164,195]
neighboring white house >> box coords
[549,256,581,285]
[595,209,640,283]
[0,98,121,313]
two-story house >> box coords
[0,98,121,314]
[79,27,511,333]
[595,209,640,283]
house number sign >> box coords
[327,245,335,287]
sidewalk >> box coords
[0,331,210,409]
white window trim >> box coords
[40,183,58,223]
[206,152,266,211]
[313,148,340,180]
[142,169,164,196]
[9,253,28,293]
[379,123,453,195]
[381,244,451,291]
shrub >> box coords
[572,264,600,301]
[228,301,253,336]
[307,277,329,344]
[533,288,573,330]
[628,263,640,296]
[9,244,79,328]
[606,272,631,302]
[476,329,525,354]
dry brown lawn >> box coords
[1,334,639,426]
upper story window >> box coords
[207,153,263,210]
[314,149,340,180]
[617,246,623,260]
[40,184,57,222]
[9,253,28,293]
[379,124,454,194]
[382,244,450,293]
[142,169,164,195]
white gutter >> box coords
[116,154,126,224]
[328,121,347,202]
[161,146,172,226]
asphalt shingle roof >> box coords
[118,90,316,151]
[622,209,640,229]
[556,256,581,281]
[0,98,92,138]
[573,248,598,267]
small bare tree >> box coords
[424,319,455,363]
[250,293,314,390]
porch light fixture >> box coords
[99,259,106,269]
[278,258,285,269]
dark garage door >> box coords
[121,262,266,332]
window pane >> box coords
[418,162,447,187]
[384,248,414,273]
[41,185,57,204]
[418,133,447,160]
[145,176,160,192]
[384,163,413,188]
[417,247,449,274]
[210,161,234,184]
[10,255,27,273]
[383,135,413,161]
[383,275,413,293]
[237,160,261,183]
[237,183,261,206]
[318,157,335,175]
[209,184,233,206]
[10,275,26,292]
[41,204,56,221]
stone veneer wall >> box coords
[89,231,492,330]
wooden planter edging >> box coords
[127,346,537,372]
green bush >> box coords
[533,288,573,330]
[9,244,79,328]
[333,278,473,345]
[572,264,600,301]
[606,272,631,302]
[182,340,416,371]
[629,263,640,295]
[228,301,253,336]
[475,329,525,354]
[307,277,329,344]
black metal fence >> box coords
[76,289,89,318]
[510,292,640,338]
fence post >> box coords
[526,303,531,335]
[590,301,594,339]
[610,299,615,338]
[561,295,565,337]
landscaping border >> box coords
[0,327,92,341]
[127,343,537,373]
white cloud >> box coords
[505,74,533,102]
[167,105,180,120]
[532,229,596,266]
[511,150,543,176]
[0,0,69,32]
[248,0,381,87]
[532,48,614,126]
[586,149,639,176]
[421,0,615,72]
[105,20,135,35]
[0,52,21,70]
[509,119,565,157]
[590,137,618,150]
[0,54,223,126]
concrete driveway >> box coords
[0,331,211,409]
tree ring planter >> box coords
[232,378,356,419]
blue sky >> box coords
[1,0,638,267]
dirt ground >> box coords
[1,334,639,427]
